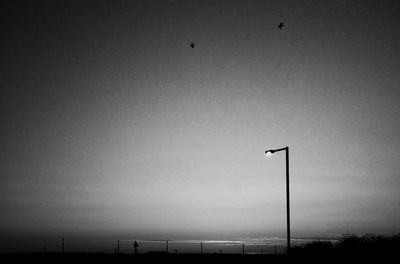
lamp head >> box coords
[265,150,275,157]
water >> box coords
[108,238,338,254]
[24,237,337,254]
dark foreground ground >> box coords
[2,234,399,263]
[0,251,397,264]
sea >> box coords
[100,237,339,254]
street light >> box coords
[265,146,291,254]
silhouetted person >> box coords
[278,22,284,29]
[133,240,139,255]
[190,42,195,48]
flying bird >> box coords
[190,42,195,48]
[278,22,284,29]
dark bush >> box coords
[336,233,400,256]
[292,233,400,258]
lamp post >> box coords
[265,146,290,254]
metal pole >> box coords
[61,238,64,253]
[166,240,168,253]
[200,242,203,254]
[286,147,291,254]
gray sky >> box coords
[1,0,400,252]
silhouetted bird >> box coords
[278,22,284,29]
[190,42,195,48]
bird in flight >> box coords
[190,42,195,48]
[278,22,284,29]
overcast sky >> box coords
[1,0,400,252]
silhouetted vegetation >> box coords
[292,233,400,259]
[1,234,399,263]
[337,233,400,255]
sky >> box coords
[1,0,400,252]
